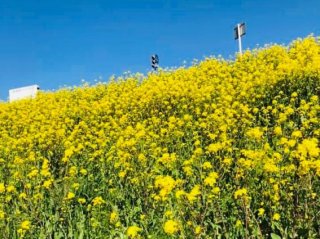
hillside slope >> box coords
[0,36,319,238]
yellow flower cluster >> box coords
[126,225,142,238]
[163,219,179,235]
[0,36,319,238]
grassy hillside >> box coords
[0,36,319,238]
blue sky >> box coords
[0,0,319,101]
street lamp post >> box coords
[234,23,246,55]
[151,54,159,71]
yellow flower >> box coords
[25,183,32,189]
[297,138,319,158]
[246,127,263,140]
[263,162,279,173]
[204,172,219,187]
[258,208,265,216]
[66,192,75,200]
[223,157,232,166]
[163,220,179,235]
[90,217,99,228]
[40,168,51,177]
[273,213,281,221]
[6,185,16,193]
[212,186,220,194]
[202,161,213,170]
[118,171,126,178]
[291,130,302,138]
[194,147,203,156]
[195,225,202,235]
[72,183,80,190]
[274,126,282,136]
[80,168,87,175]
[138,153,146,163]
[27,169,38,178]
[154,176,176,200]
[68,166,77,177]
[207,143,222,153]
[175,190,185,199]
[43,179,53,189]
[78,198,86,204]
[183,166,193,176]
[92,196,105,206]
[187,185,201,202]
[235,220,242,228]
[110,211,118,223]
[234,188,247,199]
[287,139,296,148]
[164,210,173,217]
[0,183,5,193]
[20,220,31,230]
[158,153,177,167]
[126,226,142,238]
[19,192,27,200]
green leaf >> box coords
[271,233,281,239]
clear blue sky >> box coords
[1,0,320,101]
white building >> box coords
[9,85,40,102]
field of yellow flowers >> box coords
[0,36,319,238]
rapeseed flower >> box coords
[202,161,213,170]
[20,220,31,230]
[92,196,105,206]
[273,213,281,221]
[0,183,5,193]
[258,208,265,216]
[204,172,219,187]
[187,185,201,202]
[66,192,75,200]
[78,198,86,204]
[163,220,179,235]
[234,188,248,199]
[110,211,118,223]
[126,226,142,238]
[0,36,319,237]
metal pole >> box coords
[238,24,242,55]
